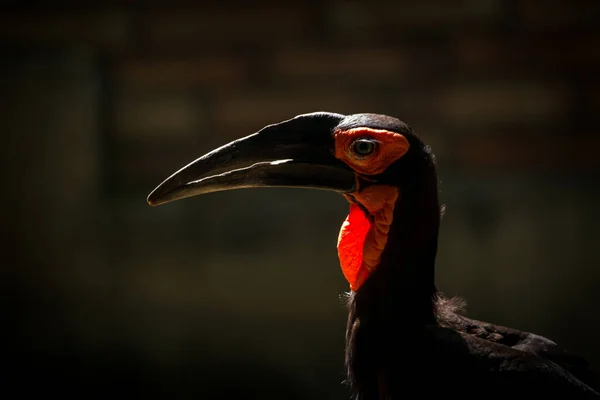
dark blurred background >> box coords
[2,1,599,399]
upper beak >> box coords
[147,112,357,206]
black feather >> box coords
[341,114,599,400]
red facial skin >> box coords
[333,128,410,291]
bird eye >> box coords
[352,138,376,156]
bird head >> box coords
[148,112,437,292]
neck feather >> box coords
[344,154,442,399]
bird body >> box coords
[347,291,599,398]
[148,112,599,399]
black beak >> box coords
[147,112,357,206]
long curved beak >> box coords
[147,112,357,206]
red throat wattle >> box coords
[332,127,408,291]
[336,185,399,291]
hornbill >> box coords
[148,112,599,399]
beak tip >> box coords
[147,190,163,207]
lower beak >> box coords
[147,112,356,206]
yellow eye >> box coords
[352,139,376,156]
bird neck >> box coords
[344,160,441,399]
[347,185,440,327]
